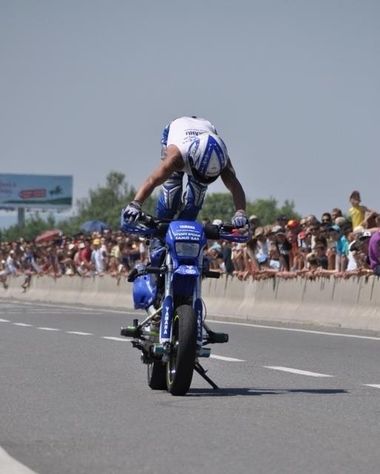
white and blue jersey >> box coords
[162,116,218,173]
[157,116,226,220]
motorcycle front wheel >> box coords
[166,304,197,396]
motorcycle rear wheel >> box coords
[166,304,197,396]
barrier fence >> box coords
[1,274,380,332]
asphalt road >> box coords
[1,301,380,474]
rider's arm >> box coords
[220,160,246,212]
[134,145,184,204]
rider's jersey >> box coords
[157,116,234,220]
[162,116,225,175]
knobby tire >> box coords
[166,304,197,396]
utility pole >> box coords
[17,208,25,227]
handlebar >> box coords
[121,213,250,243]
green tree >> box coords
[199,193,235,223]
[75,171,135,227]
[2,213,57,242]
[200,193,300,225]
[247,197,300,225]
[62,170,156,234]
[0,173,301,241]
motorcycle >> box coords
[120,214,249,396]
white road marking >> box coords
[211,320,380,341]
[17,310,70,314]
[102,336,131,342]
[4,302,380,343]
[210,354,245,362]
[13,322,33,327]
[363,384,380,389]
[0,318,10,322]
[37,327,61,332]
[265,366,333,378]
[0,446,39,473]
[65,331,93,336]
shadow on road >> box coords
[187,388,348,397]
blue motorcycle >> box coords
[120,214,248,396]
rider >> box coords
[122,116,248,228]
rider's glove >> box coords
[232,210,248,228]
[122,200,142,223]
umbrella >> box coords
[80,220,110,234]
[35,229,62,244]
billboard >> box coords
[0,174,73,210]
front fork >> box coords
[159,270,204,349]
[159,294,204,347]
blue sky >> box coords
[1,0,379,227]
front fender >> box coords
[172,265,199,297]
[174,265,200,277]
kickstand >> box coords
[194,362,219,390]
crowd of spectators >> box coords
[1,190,380,290]
[0,232,148,290]
[211,190,380,281]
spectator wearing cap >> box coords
[207,240,224,271]
[299,217,307,230]
[298,227,312,255]
[273,227,292,271]
[356,231,372,271]
[305,215,318,228]
[284,220,300,270]
[243,235,257,273]
[347,229,371,272]
[326,224,340,270]
[74,241,92,275]
[268,226,289,271]
[286,219,300,232]
[297,218,314,266]
[248,215,259,233]
[5,250,19,276]
[91,238,107,274]
[285,225,299,271]
[307,221,322,251]
[335,216,347,228]
[246,227,269,271]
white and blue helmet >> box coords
[187,132,228,184]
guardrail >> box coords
[1,275,380,332]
